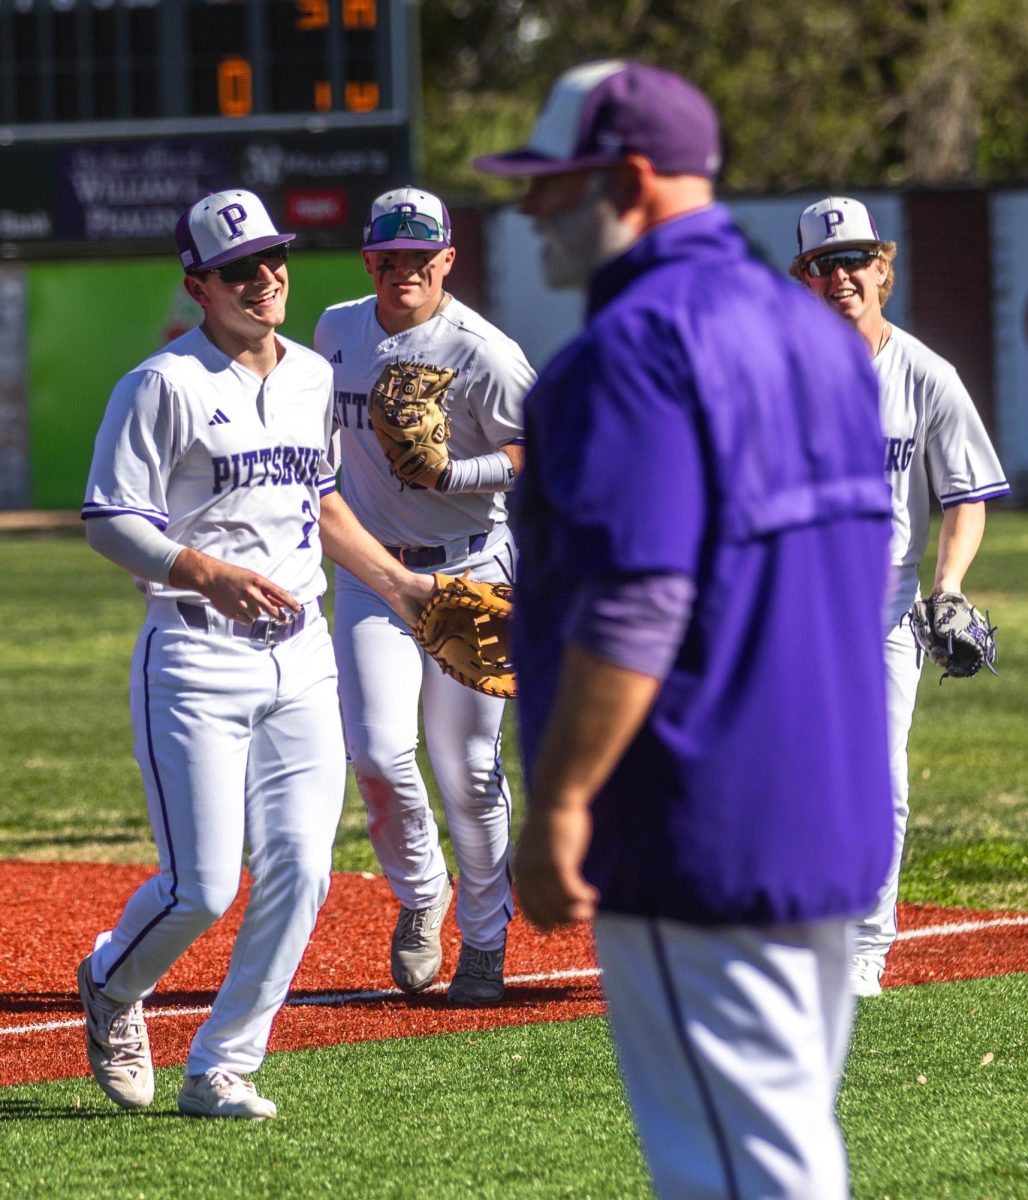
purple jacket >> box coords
[513,203,894,925]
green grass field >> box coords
[1,513,1026,1199]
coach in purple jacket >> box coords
[477,61,894,1199]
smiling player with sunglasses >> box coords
[77,188,434,1120]
[791,196,1010,998]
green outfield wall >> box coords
[26,252,369,510]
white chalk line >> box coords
[895,914,1028,940]
[4,914,1026,1039]
[0,967,601,1038]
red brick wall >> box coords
[446,206,487,315]
[907,191,995,431]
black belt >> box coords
[176,600,315,645]
[385,531,489,568]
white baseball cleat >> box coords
[849,956,884,997]
[77,954,154,1109]
[178,1069,278,1120]
[391,875,454,993]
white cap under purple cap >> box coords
[175,189,295,272]
[795,197,883,259]
[474,59,722,178]
[362,186,452,252]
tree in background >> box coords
[418,0,1028,198]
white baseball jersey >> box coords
[82,325,337,604]
[80,323,346,1083]
[313,295,534,548]
[855,326,1009,973]
[877,324,1009,614]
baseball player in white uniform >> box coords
[314,187,535,1004]
[791,196,1010,996]
[77,188,433,1119]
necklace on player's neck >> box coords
[876,320,890,357]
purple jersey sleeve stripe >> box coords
[318,478,338,496]
[81,504,169,529]
[564,572,695,680]
[938,482,1011,507]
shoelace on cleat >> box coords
[456,947,504,979]
[202,1069,255,1098]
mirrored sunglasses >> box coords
[804,249,879,278]
[365,212,445,244]
[207,244,290,283]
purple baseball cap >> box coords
[175,189,295,272]
[362,187,452,252]
[474,59,722,178]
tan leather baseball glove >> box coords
[414,571,516,698]
[368,360,455,489]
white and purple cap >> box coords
[795,196,883,259]
[362,186,452,252]
[175,189,295,272]
[474,59,721,178]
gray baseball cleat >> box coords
[178,1069,278,1119]
[447,940,506,1006]
[77,954,154,1109]
[391,875,454,993]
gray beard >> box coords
[540,174,636,291]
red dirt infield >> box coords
[1,861,1025,1089]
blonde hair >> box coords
[790,240,898,307]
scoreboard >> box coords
[0,0,415,257]
[0,0,403,136]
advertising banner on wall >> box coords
[0,127,409,261]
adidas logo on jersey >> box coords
[208,409,231,426]
[329,350,343,363]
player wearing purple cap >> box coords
[477,61,894,1198]
[790,197,1010,997]
[314,186,535,1004]
[77,188,434,1119]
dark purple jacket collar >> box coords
[586,201,744,318]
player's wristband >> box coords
[436,451,516,494]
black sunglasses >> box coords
[203,244,290,283]
[804,249,879,278]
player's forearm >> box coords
[85,512,185,583]
[318,491,433,623]
[168,546,226,593]
[437,443,524,494]
[516,643,657,929]
[932,501,986,594]
[529,645,661,815]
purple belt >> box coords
[176,600,316,645]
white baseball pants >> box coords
[852,609,923,967]
[90,601,345,1076]
[594,913,856,1200]
[333,529,515,951]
